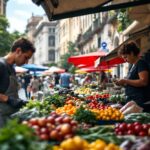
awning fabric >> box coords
[15,66,28,73]
[22,64,49,71]
[32,0,150,21]
[68,51,107,67]
[42,66,65,75]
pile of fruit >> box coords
[53,136,121,150]
[115,122,150,136]
[22,112,78,141]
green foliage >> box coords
[59,41,77,72]
[117,9,132,32]
[0,15,26,56]
[44,93,66,107]
[47,62,58,67]
[73,106,97,124]
[0,119,50,150]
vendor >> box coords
[115,41,149,110]
[0,38,35,127]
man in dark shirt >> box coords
[0,37,35,127]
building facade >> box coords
[0,0,8,15]
[33,16,57,65]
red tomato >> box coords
[126,123,132,130]
[119,123,127,131]
[139,131,147,136]
[40,134,49,140]
[142,124,149,131]
[133,122,141,126]
[134,125,143,133]
[118,131,123,135]
[127,130,134,135]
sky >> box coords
[6,0,45,33]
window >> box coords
[48,50,55,61]
[48,36,55,46]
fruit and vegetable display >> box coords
[115,122,150,136]
[1,86,150,150]
[53,136,121,150]
[109,94,126,104]
[0,119,51,150]
[22,112,78,141]
[124,113,150,124]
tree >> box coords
[59,41,77,73]
[0,15,25,56]
[117,9,132,32]
[0,15,11,56]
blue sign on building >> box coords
[101,42,108,52]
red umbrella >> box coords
[68,51,107,67]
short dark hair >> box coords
[118,41,140,56]
[11,37,35,53]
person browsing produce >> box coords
[0,37,35,127]
[115,41,149,110]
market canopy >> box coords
[15,66,28,73]
[22,64,49,71]
[32,0,150,21]
[77,66,112,73]
[68,51,107,67]
[42,66,65,75]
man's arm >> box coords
[0,93,27,108]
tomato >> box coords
[118,131,123,135]
[119,123,127,131]
[134,125,143,134]
[139,131,147,136]
[127,130,134,135]
[127,123,134,130]
[133,122,141,126]
[142,124,149,131]
[40,134,49,140]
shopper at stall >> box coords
[60,69,71,89]
[82,73,92,85]
[54,72,60,87]
[0,37,35,127]
[115,41,149,109]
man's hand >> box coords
[0,94,8,102]
[115,79,127,86]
